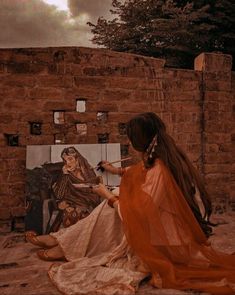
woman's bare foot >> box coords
[37,245,65,261]
[36,235,58,247]
[25,231,58,248]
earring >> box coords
[147,135,158,160]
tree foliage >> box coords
[88,0,235,68]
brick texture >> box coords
[0,48,234,231]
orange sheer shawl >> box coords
[119,160,235,294]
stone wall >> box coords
[0,47,234,232]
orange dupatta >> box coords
[119,160,235,294]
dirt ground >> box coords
[0,212,234,295]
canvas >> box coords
[25,144,121,235]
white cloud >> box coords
[43,0,69,11]
[42,0,69,11]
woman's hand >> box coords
[62,165,69,174]
[97,161,119,175]
[58,200,69,210]
[92,183,114,200]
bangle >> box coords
[108,196,119,208]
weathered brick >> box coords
[17,111,53,123]
[163,79,201,92]
[29,62,48,74]
[205,133,231,143]
[82,66,121,77]
[36,75,73,88]
[149,101,166,112]
[0,87,27,99]
[108,77,142,89]
[74,76,107,88]
[86,102,119,112]
[0,75,35,87]
[0,114,14,124]
[3,100,27,110]
[204,81,231,91]
[102,89,133,101]
[0,49,12,61]
[13,217,25,232]
[42,100,75,112]
[108,112,135,122]
[29,87,65,100]
[119,102,152,112]
[65,88,101,101]
[204,164,231,174]
[0,208,11,220]
[0,147,26,160]
[6,62,30,73]
[0,63,4,73]
[11,207,26,217]
[175,69,202,80]
[205,152,233,164]
[70,64,83,75]
[11,49,35,62]
[20,134,54,146]
[203,71,231,81]
[194,52,232,72]
[205,91,232,102]
[65,112,97,123]
[218,143,233,152]
[164,91,201,101]
[0,220,12,233]
[173,123,199,133]
[205,144,219,153]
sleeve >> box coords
[113,201,123,221]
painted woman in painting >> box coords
[49,146,101,230]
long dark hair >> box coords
[127,112,214,237]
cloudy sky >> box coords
[0,0,114,48]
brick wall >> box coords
[195,53,235,214]
[0,47,234,232]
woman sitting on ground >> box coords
[26,112,235,295]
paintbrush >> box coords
[91,156,132,170]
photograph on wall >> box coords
[25,144,121,235]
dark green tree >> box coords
[88,0,235,68]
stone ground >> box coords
[0,213,234,295]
